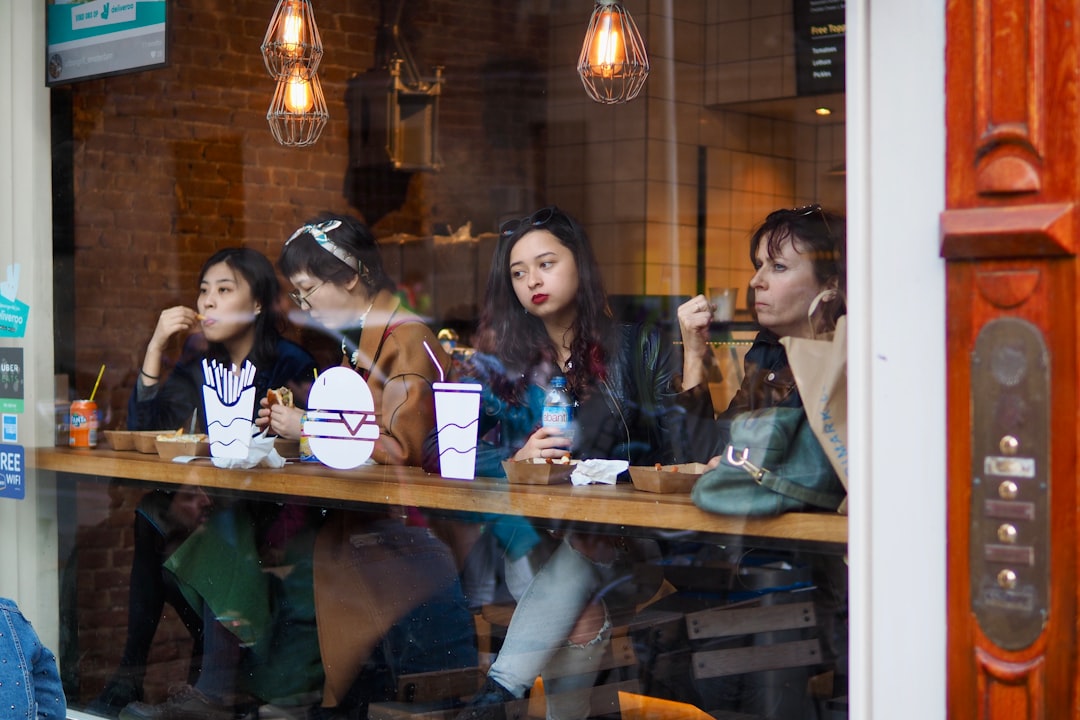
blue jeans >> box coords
[488,537,622,720]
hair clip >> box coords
[286,219,360,275]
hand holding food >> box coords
[147,306,201,353]
[677,293,715,391]
[262,386,303,439]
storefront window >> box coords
[38,2,850,719]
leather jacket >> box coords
[678,329,801,461]
[424,322,685,478]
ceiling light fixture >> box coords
[261,0,324,78]
[577,0,650,104]
[815,106,832,116]
[261,0,328,147]
[267,65,329,147]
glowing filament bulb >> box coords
[281,1,304,55]
[592,11,624,69]
[284,69,314,113]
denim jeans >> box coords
[488,536,620,720]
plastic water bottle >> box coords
[542,376,575,450]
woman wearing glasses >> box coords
[261,212,445,466]
[101,248,317,718]
[676,204,846,455]
[258,212,477,715]
[445,206,684,720]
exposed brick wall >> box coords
[68,0,549,427]
[65,0,550,704]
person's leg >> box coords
[92,495,203,715]
[539,618,612,720]
[486,539,604,698]
[118,604,244,720]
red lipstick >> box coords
[532,294,549,305]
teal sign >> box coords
[0,297,28,339]
[46,0,167,85]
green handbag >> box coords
[691,406,847,516]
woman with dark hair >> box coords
[95,249,316,719]
[263,212,440,466]
[257,213,477,717]
[446,207,683,720]
[677,204,846,453]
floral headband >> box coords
[285,219,361,276]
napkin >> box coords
[570,459,629,486]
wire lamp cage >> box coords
[261,0,328,147]
[577,0,650,104]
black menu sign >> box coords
[793,0,846,96]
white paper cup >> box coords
[709,287,738,322]
[433,382,482,480]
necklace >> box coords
[342,299,376,367]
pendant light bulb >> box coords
[267,65,328,147]
[261,0,324,78]
[284,67,314,113]
[577,0,650,104]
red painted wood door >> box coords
[944,0,1079,717]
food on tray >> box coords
[155,428,209,443]
[267,386,294,407]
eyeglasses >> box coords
[285,219,361,276]
[288,282,324,309]
[499,206,557,237]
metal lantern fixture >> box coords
[577,0,650,104]
[267,65,329,147]
[262,0,328,147]
[261,0,324,78]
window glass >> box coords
[47,2,849,719]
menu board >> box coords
[46,0,167,86]
[793,0,846,96]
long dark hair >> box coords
[200,247,283,370]
[750,204,847,327]
[474,206,612,400]
[279,212,396,294]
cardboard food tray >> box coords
[133,431,162,454]
[156,437,210,460]
[103,430,136,451]
[629,463,710,494]
[502,458,577,485]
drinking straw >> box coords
[89,364,106,402]
[422,340,445,382]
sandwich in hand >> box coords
[266,386,294,408]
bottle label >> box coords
[543,407,572,429]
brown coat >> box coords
[314,289,454,706]
[351,289,448,466]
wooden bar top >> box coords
[33,447,847,546]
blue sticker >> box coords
[2,415,15,443]
[0,444,25,500]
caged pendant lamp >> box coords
[266,65,329,147]
[261,0,324,78]
[577,0,650,104]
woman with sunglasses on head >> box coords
[256,212,477,717]
[442,206,684,720]
[676,206,849,715]
[104,248,317,720]
[677,204,846,454]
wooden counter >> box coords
[34,447,847,546]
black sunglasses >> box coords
[770,203,832,238]
[499,206,557,237]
